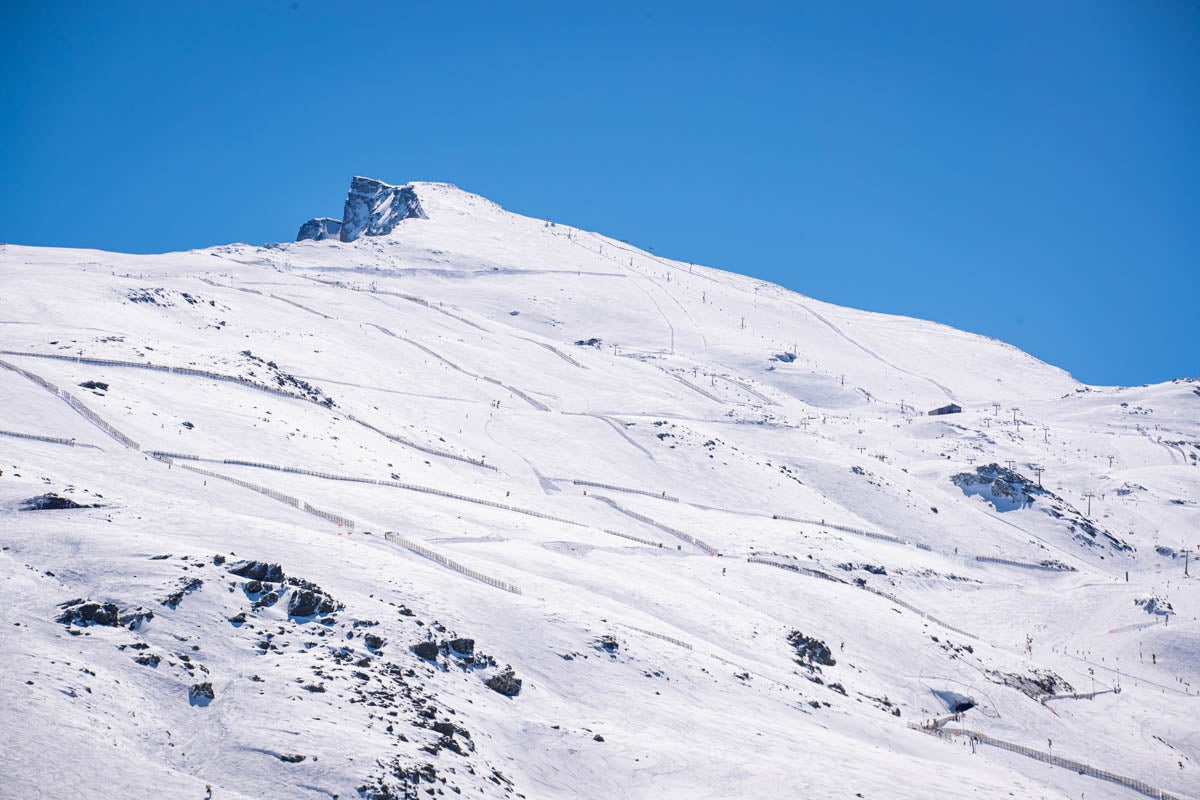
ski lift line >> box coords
[1060,653,1191,698]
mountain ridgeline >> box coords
[1,177,1196,800]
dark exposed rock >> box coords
[134,653,161,667]
[288,587,341,618]
[953,463,1131,551]
[574,338,602,348]
[987,668,1071,699]
[228,560,285,582]
[296,217,342,242]
[19,493,96,511]
[788,631,836,670]
[57,600,121,627]
[126,288,172,305]
[333,177,427,242]
[364,633,386,651]
[239,351,335,407]
[430,721,470,740]
[448,638,474,656]
[189,682,215,706]
[486,667,522,697]
[1135,596,1175,617]
[57,599,151,630]
[413,641,439,661]
[596,635,619,653]
[357,758,445,800]
[278,753,307,763]
[162,578,203,609]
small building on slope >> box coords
[928,403,963,416]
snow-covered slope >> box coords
[1,177,1197,800]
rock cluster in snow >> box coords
[297,176,427,243]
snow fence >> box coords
[914,724,1183,800]
[383,532,521,595]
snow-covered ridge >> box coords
[1,182,1197,800]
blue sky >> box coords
[2,1,1196,385]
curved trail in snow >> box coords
[578,231,955,402]
[574,230,710,356]
[364,323,549,411]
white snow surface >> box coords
[1,179,1197,800]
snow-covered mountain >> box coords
[1,177,1197,800]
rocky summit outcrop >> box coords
[296,217,342,242]
[296,176,427,243]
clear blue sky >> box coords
[3,1,1197,385]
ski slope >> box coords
[1,178,1197,800]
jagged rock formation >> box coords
[296,176,426,243]
[296,217,342,242]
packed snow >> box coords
[1,178,1197,800]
